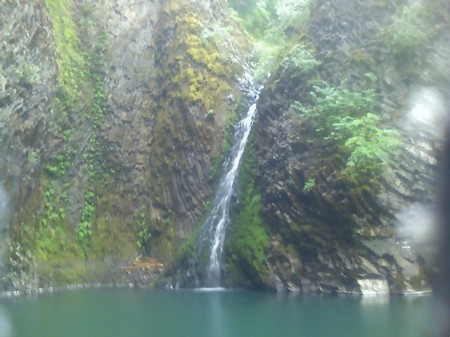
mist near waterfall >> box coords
[400,86,450,335]
[403,87,447,138]
[399,87,448,247]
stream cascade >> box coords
[184,82,261,289]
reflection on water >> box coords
[207,290,227,337]
[0,307,11,337]
[0,288,442,337]
[358,294,390,306]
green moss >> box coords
[209,111,239,183]
[89,214,137,261]
[45,0,88,111]
[159,7,233,111]
[23,1,123,286]
[224,143,270,288]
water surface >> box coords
[0,289,439,337]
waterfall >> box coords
[197,87,260,288]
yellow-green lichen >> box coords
[45,0,88,109]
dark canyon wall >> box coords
[0,0,249,289]
[239,0,450,292]
[1,0,449,293]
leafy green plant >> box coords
[388,2,429,51]
[136,211,151,253]
[331,113,401,179]
[77,191,95,247]
[363,72,378,82]
[293,84,378,135]
[45,151,73,177]
[282,45,321,76]
[296,82,401,182]
[77,221,92,240]
[227,0,274,38]
[303,177,316,192]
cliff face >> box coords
[1,0,448,293]
[1,0,249,289]
[245,0,450,292]
[0,0,57,289]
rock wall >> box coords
[0,0,57,290]
[2,0,448,293]
[0,0,250,290]
[0,0,56,217]
[247,0,450,293]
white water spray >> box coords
[399,87,448,247]
[207,101,258,286]
[403,87,447,138]
[400,86,450,334]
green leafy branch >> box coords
[293,82,401,183]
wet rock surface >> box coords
[253,0,450,293]
[0,0,249,290]
[0,0,57,290]
[1,0,448,293]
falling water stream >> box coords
[196,87,260,288]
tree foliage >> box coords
[331,113,401,179]
[281,45,321,76]
[388,1,431,52]
[292,83,401,182]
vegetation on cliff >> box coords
[224,144,269,289]
[144,0,249,261]
[244,0,450,292]
[292,82,401,186]
[6,0,135,287]
[2,0,449,292]
[6,0,254,289]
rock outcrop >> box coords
[1,0,448,293]
[246,0,450,293]
[0,0,57,290]
[0,0,250,290]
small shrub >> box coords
[136,211,152,254]
[77,221,92,240]
[303,177,316,192]
[282,45,321,76]
[296,82,401,182]
[332,113,401,179]
[388,2,429,51]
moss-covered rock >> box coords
[1,0,251,290]
[224,144,270,289]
